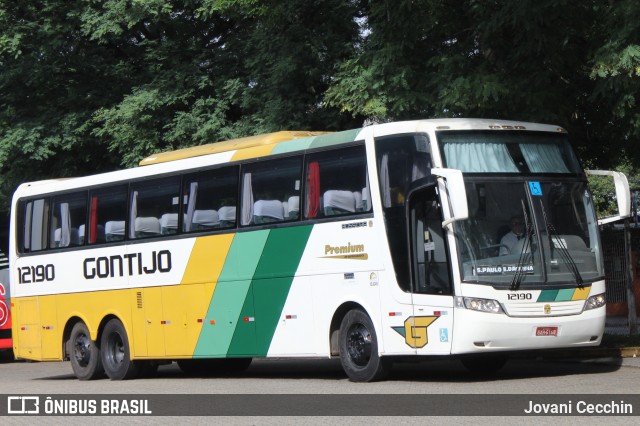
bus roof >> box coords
[13,119,567,198]
[139,131,331,166]
[139,119,565,166]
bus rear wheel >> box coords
[69,321,104,380]
[100,319,140,380]
[339,309,390,382]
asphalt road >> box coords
[1,355,639,424]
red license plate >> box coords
[535,326,558,337]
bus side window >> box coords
[50,192,88,248]
[183,165,239,233]
[304,145,368,219]
[88,184,128,244]
[130,177,181,239]
[241,157,302,226]
[19,198,50,253]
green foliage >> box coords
[0,0,360,216]
[2,0,640,221]
[587,174,619,218]
[589,0,640,177]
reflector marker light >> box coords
[160,320,171,325]
[209,320,216,325]
[285,315,297,319]
[244,317,255,322]
[389,312,402,316]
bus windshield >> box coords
[437,129,602,287]
[453,178,602,288]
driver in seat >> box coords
[499,215,524,255]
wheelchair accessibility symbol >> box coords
[529,181,543,196]
[439,328,449,343]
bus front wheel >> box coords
[100,319,140,380]
[69,321,104,380]
[339,309,390,382]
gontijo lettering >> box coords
[83,250,172,279]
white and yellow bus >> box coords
[9,119,630,381]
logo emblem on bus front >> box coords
[544,304,551,314]
[392,316,439,348]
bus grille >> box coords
[503,300,585,317]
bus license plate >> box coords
[535,326,558,337]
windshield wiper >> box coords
[510,200,534,291]
[539,200,583,286]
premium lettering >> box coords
[325,243,365,255]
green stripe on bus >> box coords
[252,226,313,355]
[219,230,270,282]
[309,129,361,149]
[225,225,313,356]
[196,279,253,357]
[253,225,313,279]
[270,136,317,155]
[196,226,313,357]
[227,282,258,356]
[555,289,575,302]
[194,231,270,357]
[537,289,559,302]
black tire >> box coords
[69,322,104,380]
[339,309,390,382]
[0,349,14,362]
[100,319,141,380]
[177,358,252,376]
[461,354,508,374]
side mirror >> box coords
[431,168,469,228]
[586,170,631,225]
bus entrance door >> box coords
[408,186,454,355]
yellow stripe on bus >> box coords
[157,234,235,356]
[230,144,276,161]
[181,234,235,285]
[571,286,591,301]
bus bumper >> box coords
[451,306,606,354]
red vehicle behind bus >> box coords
[0,265,11,354]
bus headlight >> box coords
[455,296,504,314]
[585,293,606,310]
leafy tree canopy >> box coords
[1,0,640,220]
